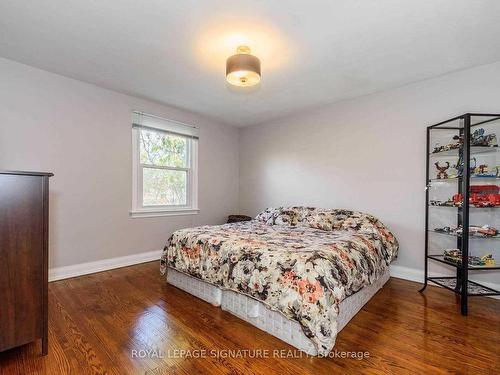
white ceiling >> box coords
[1,1,500,127]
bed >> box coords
[160,207,399,356]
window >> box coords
[131,111,198,218]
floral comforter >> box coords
[160,207,398,355]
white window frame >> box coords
[130,113,199,218]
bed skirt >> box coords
[166,267,390,356]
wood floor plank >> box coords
[0,261,498,374]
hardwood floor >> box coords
[0,262,498,375]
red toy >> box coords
[470,185,499,194]
[470,225,498,236]
[452,193,463,205]
[452,185,500,207]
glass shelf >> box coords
[425,114,500,315]
[429,230,500,239]
[429,176,500,182]
[428,254,500,270]
[428,203,500,209]
[430,146,499,157]
[427,277,500,296]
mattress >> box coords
[167,266,390,356]
[161,207,399,355]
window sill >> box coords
[129,208,199,218]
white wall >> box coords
[0,58,239,269]
[239,61,500,286]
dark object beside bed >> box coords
[227,214,252,223]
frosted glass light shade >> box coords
[226,46,261,87]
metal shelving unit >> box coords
[420,113,500,315]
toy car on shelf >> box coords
[434,225,498,237]
[432,142,460,154]
[443,249,483,266]
[451,185,500,207]
[434,226,455,233]
[469,225,498,237]
[472,193,500,207]
[430,198,460,207]
[442,249,496,267]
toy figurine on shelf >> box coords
[483,254,496,266]
[471,128,498,147]
[472,163,499,178]
[476,164,488,174]
[434,161,450,179]
[455,156,476,178]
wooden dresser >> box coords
[0,171,53,355]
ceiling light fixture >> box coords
[226,46,261,87]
